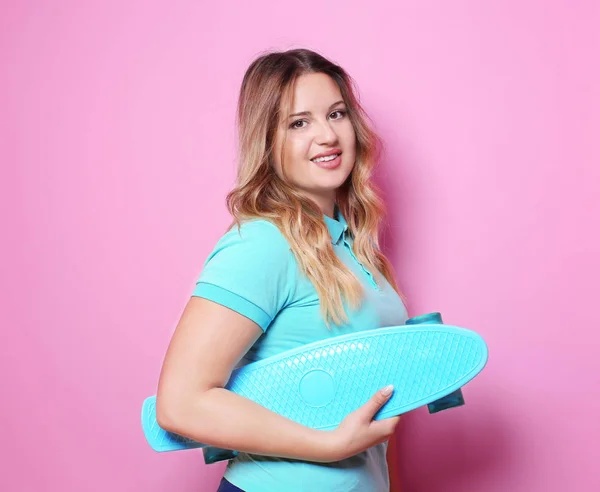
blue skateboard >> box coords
[141,313,488,463]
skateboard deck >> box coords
[142,319,488,453]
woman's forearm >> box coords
[157,388,337,462]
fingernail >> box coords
[381,385,394,397]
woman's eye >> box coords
[290,120,307,129]
[289,110,347,130]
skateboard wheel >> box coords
[203,446,238,464]
[427,388,465,413]
[405,312,443,325]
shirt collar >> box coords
[323,204,348,245]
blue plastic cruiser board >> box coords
[142,313,488,461]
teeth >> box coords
[312,153,340,163]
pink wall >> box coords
[2,1,598,491]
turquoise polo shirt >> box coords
[192,206,408,492]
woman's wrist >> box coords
[311,428,342,463]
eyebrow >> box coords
[288,100,346,119]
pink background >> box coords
[2,1,598,491]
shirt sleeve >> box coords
[191,220,295,332]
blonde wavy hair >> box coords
[226,48,406,327]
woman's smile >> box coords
[311,152,342,169]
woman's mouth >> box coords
[310,153,342,169]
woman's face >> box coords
[271,72,356,216]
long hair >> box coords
[226,48,406,327]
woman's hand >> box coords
[325,385,401,462]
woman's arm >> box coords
[156,296,400,463]
[155,296,336,462]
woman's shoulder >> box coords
[209,218,292,260]
[223,218,288,243]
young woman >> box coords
[155,48,409,492]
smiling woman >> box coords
[226,51,404,328]
[155,48,407,492]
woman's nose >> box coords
[315,120,338,144]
